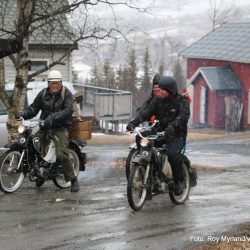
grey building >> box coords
[0,0,78,83]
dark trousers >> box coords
[135,130,185,184]
[35,128,75,181]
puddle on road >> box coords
[89,231,127,241]
[44,198,82,204]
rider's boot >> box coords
[71,177,80,192]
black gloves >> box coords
[15,111,24,120]
[165,126,175,138]
[40,116,53,130]
[126,123,135,131]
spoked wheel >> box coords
[125,148,138,180]
[52,149,80,188]
[127,164,148,211]
[0,150,25,193]
[169,162,190,204]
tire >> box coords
[0,150,25,193]
[125,148,138,180]
[127,164,148,211]
[169,162,190,205]
[52,149,80,189]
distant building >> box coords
[0,0,78,83]
[180,21,250,130]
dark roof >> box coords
[190,67,242,91]
[0,0,76,47]
[180,21,250,64]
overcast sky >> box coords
[73,0,250,80]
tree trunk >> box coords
[0,59,5,84]
[7,0,35,141]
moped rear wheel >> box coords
[169,162,190,204]
[127,164,148,211]
[52,149,80,188]
[125,148,138,180]
[0,150,25,193]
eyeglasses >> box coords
[49,81,61,85]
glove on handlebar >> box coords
[126,123,135,131]
[40,116,53,130]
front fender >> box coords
[129,142,137,150]
[4,142,21,151]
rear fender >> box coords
[69,140,85,171]
[182,155,197,187]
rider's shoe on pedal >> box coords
[71,177,80,192]
[36,177,45,188]
[174,181,184,196]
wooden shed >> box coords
[180,21,250,130]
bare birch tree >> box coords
[0,0,145,141]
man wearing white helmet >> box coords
[15,69,80,192]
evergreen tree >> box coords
[121,66,129,90]
[103,59,115,89]
[116,65,125,90]
[127,49,138,92]
[158,58,165,76]
[141,47,152,96]
[90,62,101,86]
[173,59,184,92]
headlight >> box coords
[140,138,149,147]
[18,125,26,134]
[19,137,26,144]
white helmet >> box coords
[48,70,62,82]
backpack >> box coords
[42,86,82,121]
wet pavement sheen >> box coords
[0,134,250,250]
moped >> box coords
[127,121,197,211]
[0,119,86,193]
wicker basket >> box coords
[69,120,92,140]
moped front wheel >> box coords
[125,148,138,180]
[0,150,25,193]
[127,164,148,211]
[169,162,190,204]
[52,149,80,188]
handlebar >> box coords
[20,118,41,129]
[126,120,165,140]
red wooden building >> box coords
[180,21,250,130]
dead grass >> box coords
[87,128,250,145]
[194,227,250,250]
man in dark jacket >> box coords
[126,75,190,195]
[16,70,80,192]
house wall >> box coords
[4,49,72,83]
[186,58,250,128]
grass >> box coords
[87,128,250,145]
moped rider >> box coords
[126,75,190,195]
[15,70,80,192]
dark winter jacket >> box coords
[22,86,73,129]
[129,93,190,137]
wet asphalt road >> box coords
[0,134,250,250]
